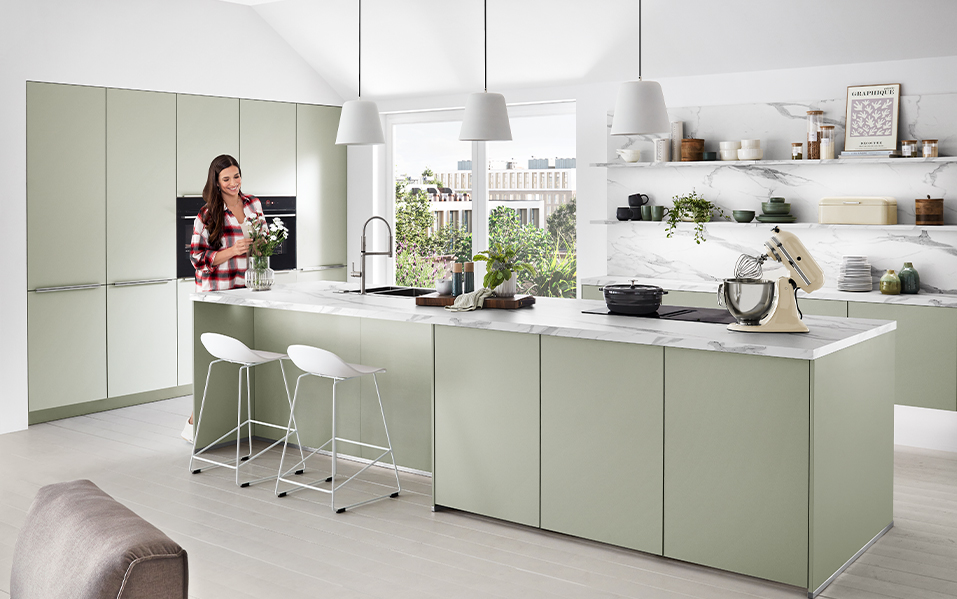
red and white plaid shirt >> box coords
[190,194,263,291]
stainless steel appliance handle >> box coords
[34,283,102,293]
[716,283,726,308]
[112,278,173,287]
[300,264,347,272]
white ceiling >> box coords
[220,0,957,101]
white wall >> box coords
[0,0,342,435]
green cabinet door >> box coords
[434,326,540,527]
[665,289,718,308]
[177,94,239,195]
[296,104,346,270]
[664,347,810,588]
[798,297,847,317]
[540,336,664,554]
[28,287,107,411]
[240,99,296,196]
[106,88,176,282]
[581,284,602,300]
[106,282,178,398]
[177,280,194,386]
[27,82,106,290]
[848,302,957,411]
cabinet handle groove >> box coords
[300,264,347,272]
[34,284,102,293]
[112,278,172,287]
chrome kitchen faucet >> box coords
[350,216,393,294]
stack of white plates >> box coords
[838,255,873,291]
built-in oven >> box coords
[177,196,297,280]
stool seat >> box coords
[190,333,304,488]
[277,344,400,513]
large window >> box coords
[388,103,576,297]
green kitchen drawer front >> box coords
[27,82,106,290]
[252,309,362,458]
[434,326,541,527]
[798,297,847,317]
[581,284,603,300]
[848,302,957,411]
[177,94,239,195]
[28,287,107,411]
[359,319,434,473]
[664,347,810,588]
[540,336,664,554]
[107,282,178,398]
[240,99,296,196]
[664,289,718,309]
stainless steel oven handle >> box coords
[300,264,347,272]
[34,284,102,293]
[112,278,173,287]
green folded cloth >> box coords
[445,287,494,312]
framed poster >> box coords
[844,83,901,151]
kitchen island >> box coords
[192,281,896,598]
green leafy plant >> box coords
[665,189,729,244]
[472,242,535,290]
[521,239,577,298]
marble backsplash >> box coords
[602,92,957,292]
[607,222,957,295]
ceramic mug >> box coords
[640,205,653,221]
[628,193,650,207]
[650,206,669,221]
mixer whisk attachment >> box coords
[734,253,767,280]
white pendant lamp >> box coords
[336,0,384,145]
[459,0,512,141]
[610,0,670,135]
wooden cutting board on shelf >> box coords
[415,293,536,309]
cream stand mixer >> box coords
[717,227,825,333]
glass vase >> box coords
[879,269,900,295]
[245,255,275,291]
[899,262,920,294]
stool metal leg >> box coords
[372,373,402,495]
[279,359,306,469]
[189,358,222,474]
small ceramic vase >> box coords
[879,269,901,295]
[899,262,920,294]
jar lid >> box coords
[791,142,804,146]
[901,139,918,143]
[923,139,938,143]
[820,125,835,129]
[463,262,474,272]
[807,110,824,114]
[453,262,463,273]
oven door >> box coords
[265,214,297,272]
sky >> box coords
[393,113,576,179]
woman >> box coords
[182,154,263,441]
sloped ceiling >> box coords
[219,0,957,101]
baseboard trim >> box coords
[29,385,193,424]
[809,520,894,598]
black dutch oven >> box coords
[600,281,667,315]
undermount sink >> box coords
[346,286,435,297]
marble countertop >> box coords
[193,281,895,361]
[581,276,957,308]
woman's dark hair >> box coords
[202,154,242,248]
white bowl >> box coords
[719,141,741,150]
[740,139,761,149]
[737,148,763,160]
[435,279,453,295]
[616,149,641,162]
[719,149,739,161]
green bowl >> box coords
[761,202,791,214]
[769,196,787,203]
[732,210,755,223]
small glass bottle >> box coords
[791,142,803,160]
[451,262,464,296]
[901,140,918,157]
[922,139,939,158]
[463,262,475,293]
[899,262,920,294]
[806,110,823,159]
[879,269,901,295]
[819,125,836,159]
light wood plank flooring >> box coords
[1,396,954,599]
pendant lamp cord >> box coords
[484,0,488,93]
[638,0,642,80]
[358,0,362,98]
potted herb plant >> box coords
[665,189,729,244]
[244,215,289,291]
[472,243,535,297]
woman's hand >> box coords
[230,237,251,257]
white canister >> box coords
[654,138,671,162]
[670,122,683,163]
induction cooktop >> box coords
[582,305,736,324]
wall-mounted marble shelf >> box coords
[591,156,957,168]
[590,220,957,230]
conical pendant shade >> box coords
[459,92,512,141]
[335,99,384,145]
[610,80,670,135]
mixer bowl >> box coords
[718,278,775,325]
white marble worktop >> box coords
[581,275,957,308]
[193,281,895,361]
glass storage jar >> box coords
[791,142,803,160]
[923,139,939,158]
[806,110,823,159]
[901,140,918,157]
[820,125,836,159]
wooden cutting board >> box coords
[415,293,536,309]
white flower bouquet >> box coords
[248,215,289,257]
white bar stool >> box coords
[276,344,401,513]
[190,333,305,487]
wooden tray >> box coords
[415,293,536,309]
